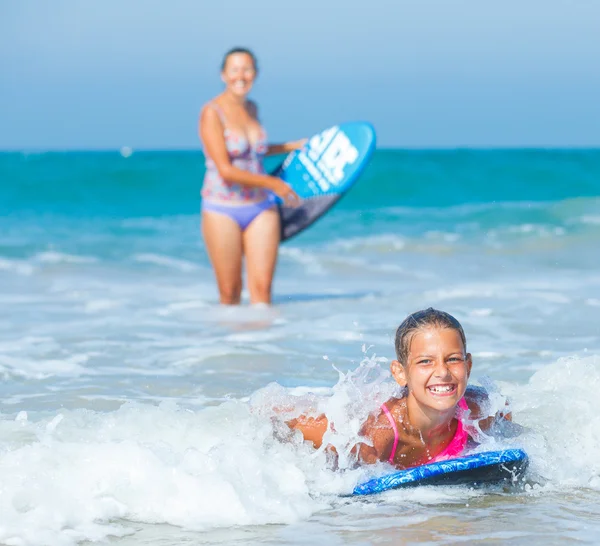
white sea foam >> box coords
[0,257,35,276]
[469,308,493,317]
[133,253,199,272]
[486,223,567,239]
[425,230,461,242]
[328,234,407,252]
[581,215,600,225]
[156,300,209,316]
[34,251,97,264]
[279,247,326,275]
[0,401,333,546]
[424,285,501,301]
[84,299,123,313]
[472,351,504,359]
[509,355,600,488]
[3,353,600,545]
[0,353,90,380]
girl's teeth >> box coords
[429,385,453,393]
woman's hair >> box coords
[221,47,258,73]
[394,308,466,364]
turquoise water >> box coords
[3,149,600,215]
[1,149,600,545]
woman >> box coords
[199,47,305,305]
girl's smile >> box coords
[426,383,458,396]
[392,327,472,421]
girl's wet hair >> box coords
[221,47,258,73]
[394,308,466,364]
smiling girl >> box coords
[287,308,510,468]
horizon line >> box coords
[1,145,600,154]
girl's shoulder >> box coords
[360,397,404,433]
[380,395,406,412]
[464,385,490,418]
[356,399,401,461]
[465,385,488,400]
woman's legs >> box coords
[201,210,243,304]
[243,207,280,305]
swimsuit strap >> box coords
[206,102,227,125]
[380,403,399,464]
[428,397,469,462]
[381,397,469,466]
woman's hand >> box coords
[291,138,308,150]
[273,179,301,207]
[266,139,308,157]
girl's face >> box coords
[221,53,256,98]
[392,327,472,413]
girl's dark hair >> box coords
[221,47,258,73]
[394,308,467,364]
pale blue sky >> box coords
[1,0,599,149]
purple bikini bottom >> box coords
[202,197,277,231]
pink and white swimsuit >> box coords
[201,102,270,203]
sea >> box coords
[1,149,599,545]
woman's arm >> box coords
[266,140,307,157]
[199,107,299,204]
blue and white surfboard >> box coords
[352,449,529,496]
[274,122,376,241]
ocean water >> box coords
[1,149,600,545]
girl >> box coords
[199,47,306,306]
[286,308,510,469]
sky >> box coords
[1,0,599,149]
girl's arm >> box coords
[199,107,299,205]
[465,386,512,432]
[287,411,391,465]
[286,414,329,448]
[353,413,392,464]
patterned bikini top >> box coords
[201,102,270,203]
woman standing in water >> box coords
[199,47,305,305]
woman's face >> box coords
[221,53,256,98]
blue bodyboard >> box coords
[353,448,529,496]
[274,122,376,241]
